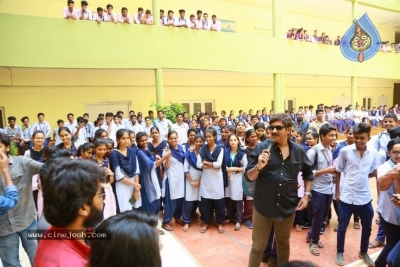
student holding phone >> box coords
[375,138,400,267]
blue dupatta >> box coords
[136,149,158,204]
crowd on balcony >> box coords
[62,0,222,31]
[285,28,400,52]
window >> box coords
[270,99,295,112]
[362,97,372,108]
[181,100,214,114]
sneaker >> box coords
[334,253,344,266]
[310,243,320,256]
[301,222,311,229]
[358,252,374,267]
[320,226,326,235]
[244,220,253,229]
[333,226,338,232]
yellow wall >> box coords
[0,68,394,128]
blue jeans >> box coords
[0,219,37,267]
[308,190,333,243]
[337,201,373,254]
[19,141,32,155]
[388,240,400,267]
[375,214,386,243]
[375,217,400,267]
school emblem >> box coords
[340,13,381,63]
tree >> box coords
[150,101,187,123]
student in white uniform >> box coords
[109,129,142,212]
[53,120,64,146]
[182,134,204,232]
[63,0,78,19]
[171,113,189,145]
[73,117,88,146]
[143,9,153,25]
[189,14,196,29]
[93,7,104,23]
[133,7,144,24]
[195,10,203,29]
[77,1,92,20]
[117,7,131,24]
[197,127,225,234]
[30,113,51,148]
[64,113,77,134]
[161,131,185,232]
[101,112,117,147]
[202,13,211,30]
[164,10,175,26]
[126,115,144,134]
[104,4,117,23]
[210,15,221,32]
[175,9,189,28]
[154,110,173,140]
[225,134,247,231]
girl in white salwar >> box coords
[224,134,247,231]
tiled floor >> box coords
[170,177,382,267]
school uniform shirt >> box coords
[305,110,312,122]
[101,122,117,147]
[30,121,51,139]
[77,9,92,20]
[377,160,400,225]
[20,125,31,142]
[306,143,334,194]
[103,12,117,22]
[73,126,87,146]
[121,118,130,128]
[63,7,78,19]
[163,17,175,25]
[5,126,21,138]
[210,20,221,31]
[126,122,144,135]
[196,147,224,199]
[202,19,211,30]
[162,149,185,200]
[93,14,104,22]
[53,128,62,146]
[65,121,77,134]
[154,119,173,140]
[133,13,144,24]
[34,226,90,267]
[183,154,202,201]
[144,16,153,24]
[309,120,328,133]
[117,14,132,23]
[373,130,391,166]
[86,122,95,139]
[175,17,189,27]
[335,144,378,205]
[171,122,189,145]
[225,153,248,201]
[195,18,203,29]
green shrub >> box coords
[150,101,187,123]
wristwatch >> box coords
[255,165,262,172]
[304,191,311,197]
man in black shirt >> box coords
[246,113,314,267]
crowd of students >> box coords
[62,0,222,31]
[1,103,400,267]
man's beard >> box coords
[84,203,104,228]
[297,117,303,122]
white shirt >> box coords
[336,144,378,205]
[133,13,144,24]
[117,14,132,23]
[126,122,144,135]
[163,17,175,26]
[154,119,173,140]
[202,19,211,30]
[31,121,51,139]
[104,12,116,22]
[175,17,189,27]
[101,122,117,146]
[195,18,203,29]
[210,20,221,31]
[73,126,87,146]
[93,13,104,22]
[64,121,77,134]
[63,7,78,19]
[77,9,92,20]
[143,16,153,24]
[171,122,189,145]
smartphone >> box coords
[387,191,400,199]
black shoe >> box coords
[320,226,326,235]
[301,222,311,229]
